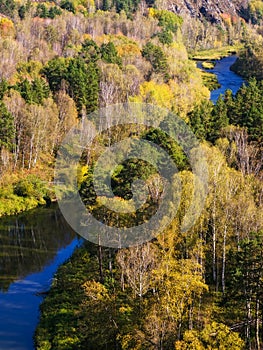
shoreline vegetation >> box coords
[0,171,55,217]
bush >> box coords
[14,175,47,201]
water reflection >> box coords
[0,205,79,350]
[0,206,76,291]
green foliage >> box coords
[0,176,54,216]
[80,39,101,62]
[156,29,174,45]
[18,2,31,20]
[210,95,229,142]
[42,57,99,115]
[229,78,263,141]
[0,101,14,151]
[35,4,48,18]
[35,4,62,19]
[142,42,170,80]
[144,128,188,170]
[60,0,76,13]
[15,78,50,105]
[150,9,183,33]
[100,42,122,66]
[231,39,263,80]
[42,58,69,93]
[115,0,140,15]
[0,79,8,100]
[66,58,99,115]
[190,79,263,143]
[188,100,214,141]
[14,175,47,201]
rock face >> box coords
[167,0,249,23]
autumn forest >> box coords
[0,0,263,349]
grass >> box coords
[200,70,220,91]
[190,44,243,61]
[202,61,215,69]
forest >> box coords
[0,0,262,349]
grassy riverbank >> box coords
[191,45,242,92]
[190,44,243,61]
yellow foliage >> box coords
[116,43,141,58]
[0,17,15,38]
[82,280,109,301]
[131,81,173,109]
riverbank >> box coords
[0,171,55,217]
[190,44,242,61]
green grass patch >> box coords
[191,45,243,61]
[202,61,215,69]
[200,70,220,91]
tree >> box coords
[60,0,76,13]
[176,322,244,350]
[80,39,101,62]
[142,42,170,81]
[209,95,229,143]
[66,58,99,115]
[188,100,213,140]
[15,78,50,105]
[117,243,157,297]
[230,79,263,142]
[0,101,14,151]
[42,57,69,93]
[229,234,263,349]
[0,0,16,17]
[100,42,122,66]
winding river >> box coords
[0,55,245,350]
[201,55,245,103]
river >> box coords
[199,55,245,103]
[0,55,245,350]
[0,206,80,350]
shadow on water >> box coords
[0,205,81,350]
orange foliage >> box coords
[0,17,15,38]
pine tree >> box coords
[0,101,14,151]
[209,95,229,143]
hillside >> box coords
[0,0,262,349]
[162,0,248,23]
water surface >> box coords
[204,55,245,103]
[0,207,79,350]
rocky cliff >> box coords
[166,0,249,23]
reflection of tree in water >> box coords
[0,205,76,291]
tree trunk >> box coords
[256,298,260,350]
[98,234,104,283]
[222,225,227,294]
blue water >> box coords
[205,55,245,103]
[0,239,79,350]
[0,208,81,350]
